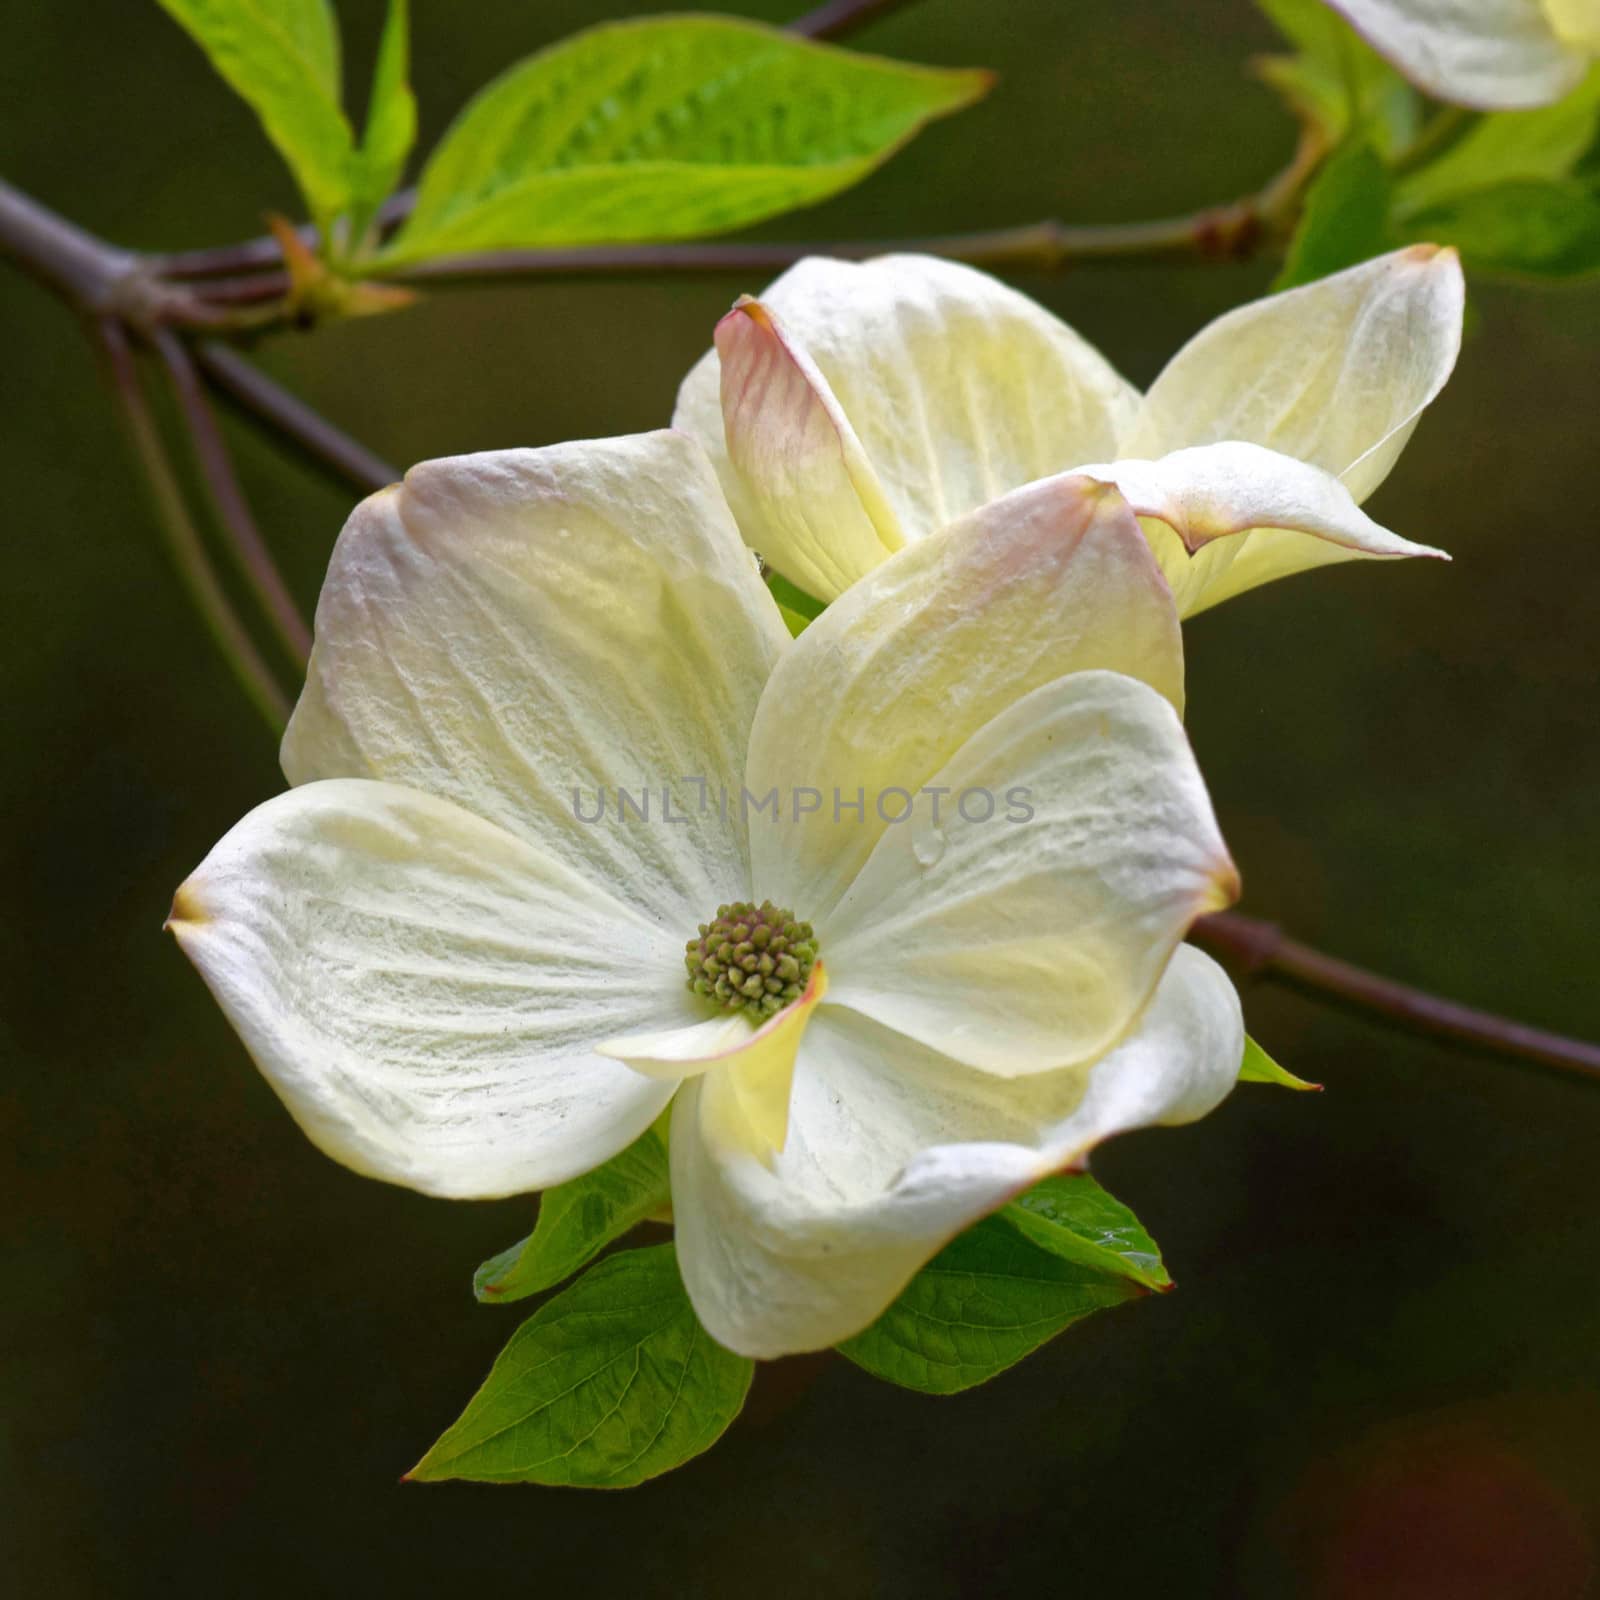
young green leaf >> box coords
[836,1217,1144,1396]
[413,1245,752,1487]
[154,0,355,225]
[1002,1172,1172,1291]
[1396,69,1600,215]
[1254,0,1419,154]
[473,1121,669,1304]
[349,0,417,241]
[766,571,826,633]
[1399,178,1600,278]
[775,602,813,638]
[380,16,991,264]
[1238,1034,1322,1091]
[1274,140,1393,290]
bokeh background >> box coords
[4,1,1598,1594]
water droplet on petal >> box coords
[912,827,947,869]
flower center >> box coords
[685,900,818,1019]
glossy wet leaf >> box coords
[837,1216,1144,1395]
[1002,1172,1172,1290]
[474,1122,669,1304]
[413,1245,752,1487]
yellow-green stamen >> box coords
[685,900,818,1019]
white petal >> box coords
[824,670,1237,1074]
[1078,442,1449,616]
[671,946,1242,1357]
[1126,246,1465,504]
[695,965,829,1160]
[600,966,828,1160]
[713,298,904,602]
[675,253,1140,588]
[281,431,787,927]
[1329,0,1586,109]
[595,1014,753,1079]
[168,778,682,1199]
[745,474,1184,923]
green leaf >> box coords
[837,1216,1143,1395]
[1254,0,1418,155]
[154,0,355,224]
[1398,69,1600,216]
[1400,178,1600,279]
[1274,140,1393,290]
[1238,1034,1322,1091]
[474,1122,669,1304]
[1002,1172,1172,1291]
[381,16,990,263]
[349,0,417,241]
[766,570,826,636]
[413,1245,751,1487]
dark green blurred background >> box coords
[4,1,1598,1594]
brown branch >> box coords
[157,236,300,281]
[152,329,312,666]
[93,319,290,730]
[0,178,236,328]
[1192,912,1600,1086]
[166,203,1267,298]
[0,177,136,307]
[790,0,926,39]
[155,188,416,282]
[379,212,1253,289]
[184,271,293,306]
[195,343,399,496]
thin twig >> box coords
[790,0,926,39]
[1192,912,1600,1086]
[156,188,416,281]
[94,319,290,731]
[0,177,234,329]
[157,236,297,280]
[168,205,1267,296]
[152,329,312,667]
[153,1,925,283]
[0,177,136,307]
[185,271,293,307]
[195,343,399,496]
[379,211,1257,288]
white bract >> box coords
[674,246,1463,618]
[170,432,1244,1359]
[1328,0,1600,108]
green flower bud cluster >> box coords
[686,900,817,1019]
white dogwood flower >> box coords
[674,247,1462,617]
[169,432,1243,1358]
[1329,0,1599,108]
